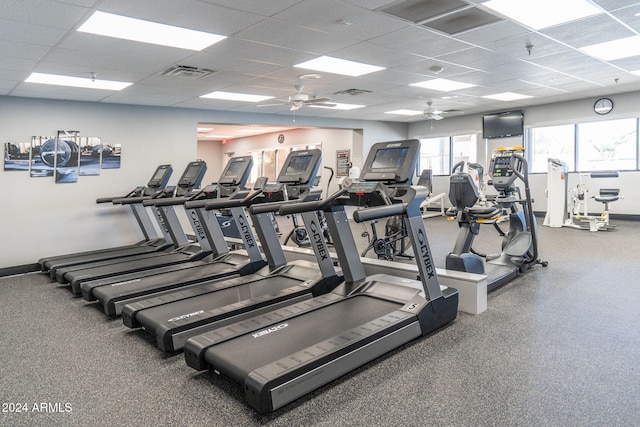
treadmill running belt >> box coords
[203,295,404,384]
[136,275,305,330]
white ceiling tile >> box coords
[272,0,409,40]
[233,18,358,54]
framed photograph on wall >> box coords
[4,142,31,172]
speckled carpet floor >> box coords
[1,216,639,426]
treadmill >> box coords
[38,164,173,274]
[70,156,253,301]
[54,160,209,287]
[82,157,269,316]
[121,149,344,353]
[183,139,459,413]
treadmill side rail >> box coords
[245,315,421,413]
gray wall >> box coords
[1,95,407,268]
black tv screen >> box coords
[482,110,524,139]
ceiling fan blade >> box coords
[257,102,287,107]
[309,102,337,108]
[305,96,332,104]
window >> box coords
[527,118,640,173]
[419,137,450,175]
[527,125,575,173]
[577,119,637,171]
[419,134,477,175]
[452,134,477,167]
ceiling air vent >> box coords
[333,88,372,96]
[161,65,216,79]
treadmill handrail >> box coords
[205,189,262,210]
[118,195,153,205]
[144,196,190,207]
[278,189,348,215]
[96,197,117,204]
[352,203,406,223]
[249,199,299,215]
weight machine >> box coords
[544,158,621,231]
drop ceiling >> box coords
[3,0,640,125]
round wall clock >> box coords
[594,98,613,115]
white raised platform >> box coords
[279,245,488,315]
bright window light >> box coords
[294,56,385,77]
[483,0,602,30]
[25,72,132,90]
[200,91,273,102]
[410,78,476,92]
[78,11,226,51]
[197,127,213,131]
[309,103,365,110]
[580,36,640,61]
[482,92,532,101]
[384,109,423,116]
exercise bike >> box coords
[361,215,413,261]
[283,166,334,247]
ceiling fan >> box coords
[258,85,336,111]
[423,100,463,120]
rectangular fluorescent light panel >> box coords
[25,72,132,90]
[482,0,602,30]
[385,109,423,116]
[200,91,273,102]
[295,56,385,77]
[78,11,226,51]
[411,78,475,92]
[482,92,532,101]
[580,36,640,61]
[309,103,365,110]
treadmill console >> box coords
[261,183,287,203]
[188,184,220,201]
[176,160,207,190]
[145,164,173,195]
[216,156,253,197]
[346,181,390,207]
[359,140,419,184]
[343,139,420,207]
[276,150,321,187]
[218,156,253,187]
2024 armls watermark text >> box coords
[2,402,72,413]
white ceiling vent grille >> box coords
[161,65,216,79]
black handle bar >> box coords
[352,203,406,223]
[205,189,261,211]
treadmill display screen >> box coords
[284,155,313,175]
[492,156,513,177]
[371,147,409,171]
[151,168,167,181]
[224,160,247,178]
[182,164,202,182]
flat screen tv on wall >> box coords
[482,110,524,139]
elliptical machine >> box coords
[446,147,546,291]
